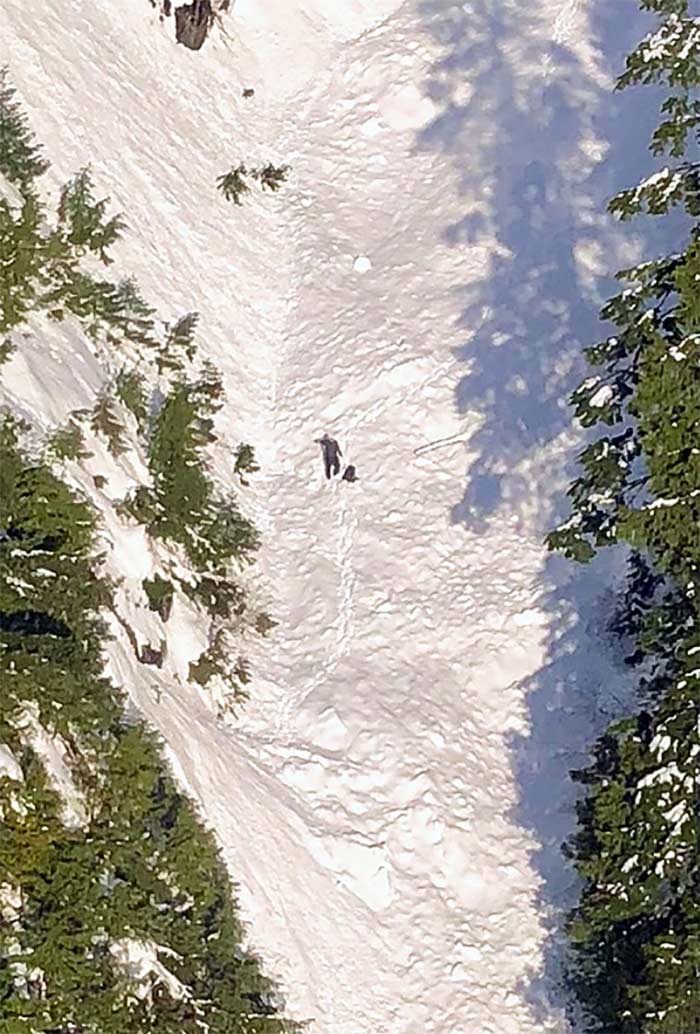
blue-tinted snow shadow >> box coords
[417,0,669,532]
[415,0,670,1027]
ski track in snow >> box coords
[1,0,647,1031]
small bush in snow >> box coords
[217,162,291,206]
[234,442,260,485]
[254,611,278,637]
[0,336,15,366]
[250,162,291,193]
[217,164,251,206]
[189,628,251,711]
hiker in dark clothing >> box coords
[314,434,342,479]
[341,464,358,483]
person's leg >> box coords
[331,455,340,476]
[324,453,332,479]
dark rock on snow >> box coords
[175,0,213,50]
[140,641,166,667]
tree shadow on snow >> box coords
[415,0,669,1027]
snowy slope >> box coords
[1,1,650,1031]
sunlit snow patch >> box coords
[110,938,191,1003]
[15,704,89,828]
[377,84,436,131]
[0,744,23,783]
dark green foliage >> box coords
[0,168,158,347]
[611,3,700,222]
[651,95,700,158]
[189,358,224,447]
[0,417,296,1033]
[234,442,260,485]
[217,164,251,206]
[548,3,700,1030]
[250,163,291,193]
[0,336,14,365]
[146,380,213,545]
[0,76,198,378]
[0,192,46,332]
[0,67,49,190]
[92,389,129,457]
[127,374,259,580]
[116,366,149,429]
[548,234,700,576]
[142,574,175,622]
[47,417,92,462]
[217,163,291,205]
[0,92,284,1031]
[566,665,700,1034]
[163,312,199,368]
[45,273,159,351]
[57,168,125,264]
[617,3,700,94]
[204,502,260,570]
[183,574,246,621]
[188,629,251,710]
[0,73,162,356]
[608,163,700,219]
[121,483,160,526]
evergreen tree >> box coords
[0,191,46,332]
[0,417,296,1033]
[189,628,250,709]
[548,3,700,1030]
[125,374,259,598]
[116,365,149,429]
[56,168,125,264]
[48,416,92,462]
[0,77,285,1029]
[0,67,49,190]
[163,311,199,369]
[92,388,130,457]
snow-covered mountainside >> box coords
[1,0,653,1031]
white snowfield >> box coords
[1,0,648,1031]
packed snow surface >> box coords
[1,0,649,1031]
